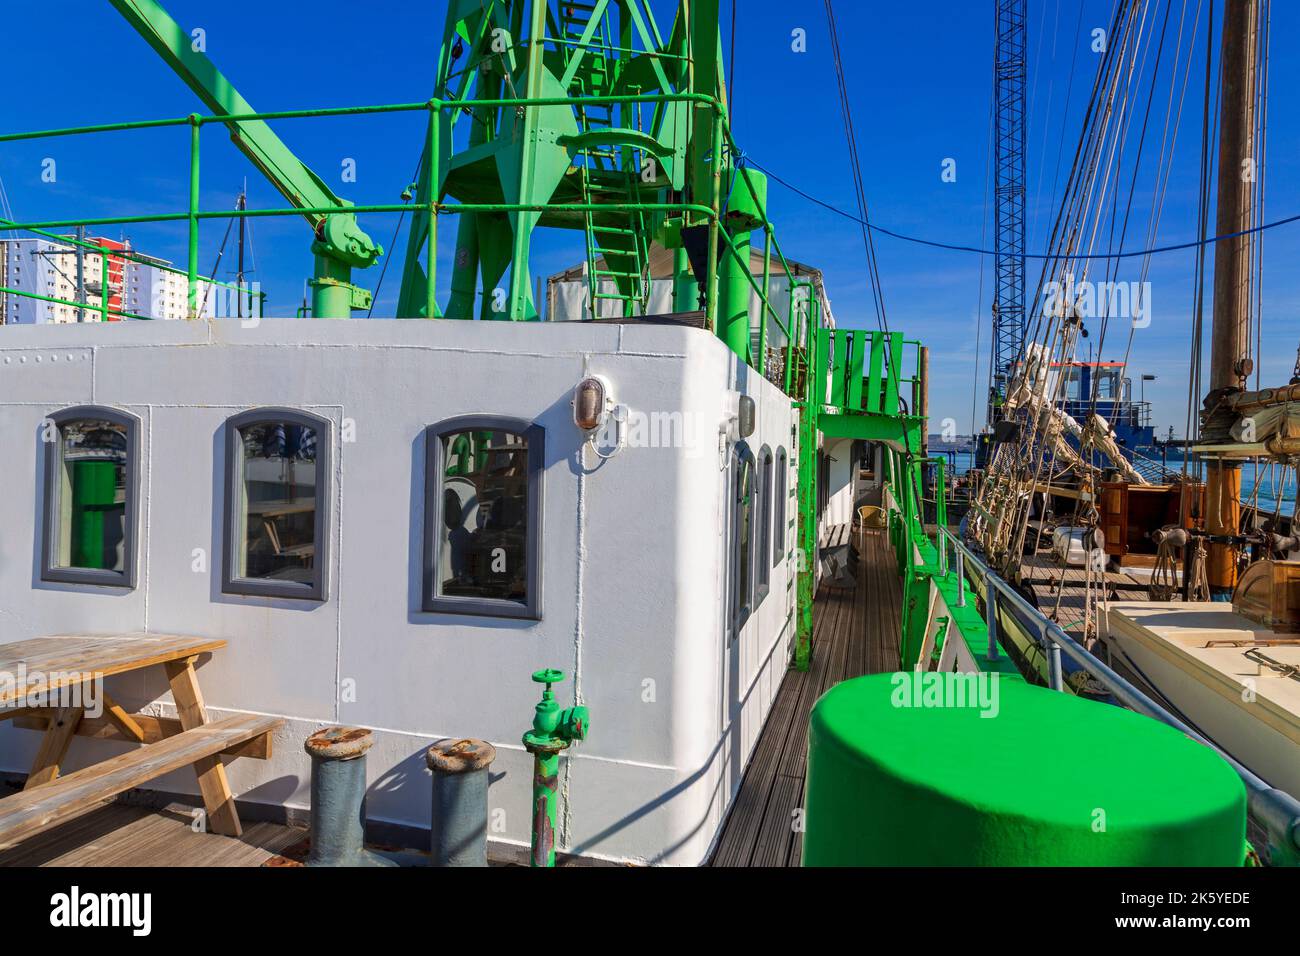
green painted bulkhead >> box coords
[803,672,1248,866]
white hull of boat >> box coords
[1103,602,1300,800]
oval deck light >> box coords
[738,395,756,439]
[573,376,609,432]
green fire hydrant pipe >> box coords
[521,668,589,868]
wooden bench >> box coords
[819,523,852,550]
[0,633,280,847]
[0,712,282,849]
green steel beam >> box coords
[794,298,822,671]
[884,331,903,415]
[108,0,380,317]
[866,333,885,413]
[847,332,866,410]
[818,411,925,451]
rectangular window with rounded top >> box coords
[774,447,788,567]
[756,446,773,605]
[223,408,330,601]
[730,446,755,639]
[41,406,139,588]
[423,416,544,620]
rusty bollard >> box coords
[426,738,496,867]
[303,726,396,867]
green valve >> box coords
[522,668,589,868]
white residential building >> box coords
[123,253,219,321]
[0,237,224,324]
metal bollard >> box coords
[303,726,396,867]
[426,738,496,867]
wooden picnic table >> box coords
[243,498,317,564]
[0,633,280,846]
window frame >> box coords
[222,407,332,602]
[730,444,756,640]
[774,447,788,567]
[41,405,140,589]
[422,414,545,621]
[756,445,773,605]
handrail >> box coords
[0,93,716,145]
[0,91,807,393]
[936,524,1300,860]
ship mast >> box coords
[1205,0,1259,594]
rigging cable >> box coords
[972,65,995,438]
[1043,0,1085,239]
[199,203,238,316]
[728,0,737,120]
[1027,0,1058,245]
[1251,0,1271,390]
[368,157,425,318]
[1180,0,1217,521]
[1084,0,1181,433]
[823,0,888,334]
[747,158,1300,262]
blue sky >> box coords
[2,0,1297,436]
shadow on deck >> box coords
[0,798,304,867]
[709,527,902,867]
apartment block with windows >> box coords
[0,237,217,324]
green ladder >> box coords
[564,9,650,318]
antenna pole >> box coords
[236,181,246,318]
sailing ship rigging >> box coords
[962,0,1300,820]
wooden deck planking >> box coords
[711,528,901,867]
[0,799,303,867]
[708,581,843,867]
[1021,556,1154,640]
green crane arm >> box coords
[108,0,381,313]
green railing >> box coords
[0,93,815,397]
[814,328,926,418]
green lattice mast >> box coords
[398,0,763,356]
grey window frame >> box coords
[422,414,544,621]
[41,405,140,589]
[756,445,773,605]
[222,407,331,602]
[730,444,756,640]
[774,447,787,567]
